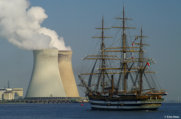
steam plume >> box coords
[0,0,70,50]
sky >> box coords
[0,0,181,101]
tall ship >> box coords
[79,7,167,110]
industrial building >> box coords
[0,88,23,100]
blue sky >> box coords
[0,0,181,101]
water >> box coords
[0,103,180,119]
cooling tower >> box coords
[58,50,79,97]
[26,49,66,97]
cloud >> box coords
[0,0,70,50]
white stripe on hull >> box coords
[89,100,163,104]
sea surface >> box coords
[0,103,180,119]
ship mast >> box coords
[136,28,152,95]
[112,7,135,93]
[86,17,111,93]
[138,28,144,95]
[122,7,128,93]
[79,17,113,94]
[98,17,106,93]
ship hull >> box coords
[89,97,163,110]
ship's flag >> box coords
[147,62,150,66]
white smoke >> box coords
[0,0,70,50]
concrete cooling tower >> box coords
[26,49,66,97]
[58,50,79,97]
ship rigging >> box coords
[79,7,167,110]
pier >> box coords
[0,97,88,104]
